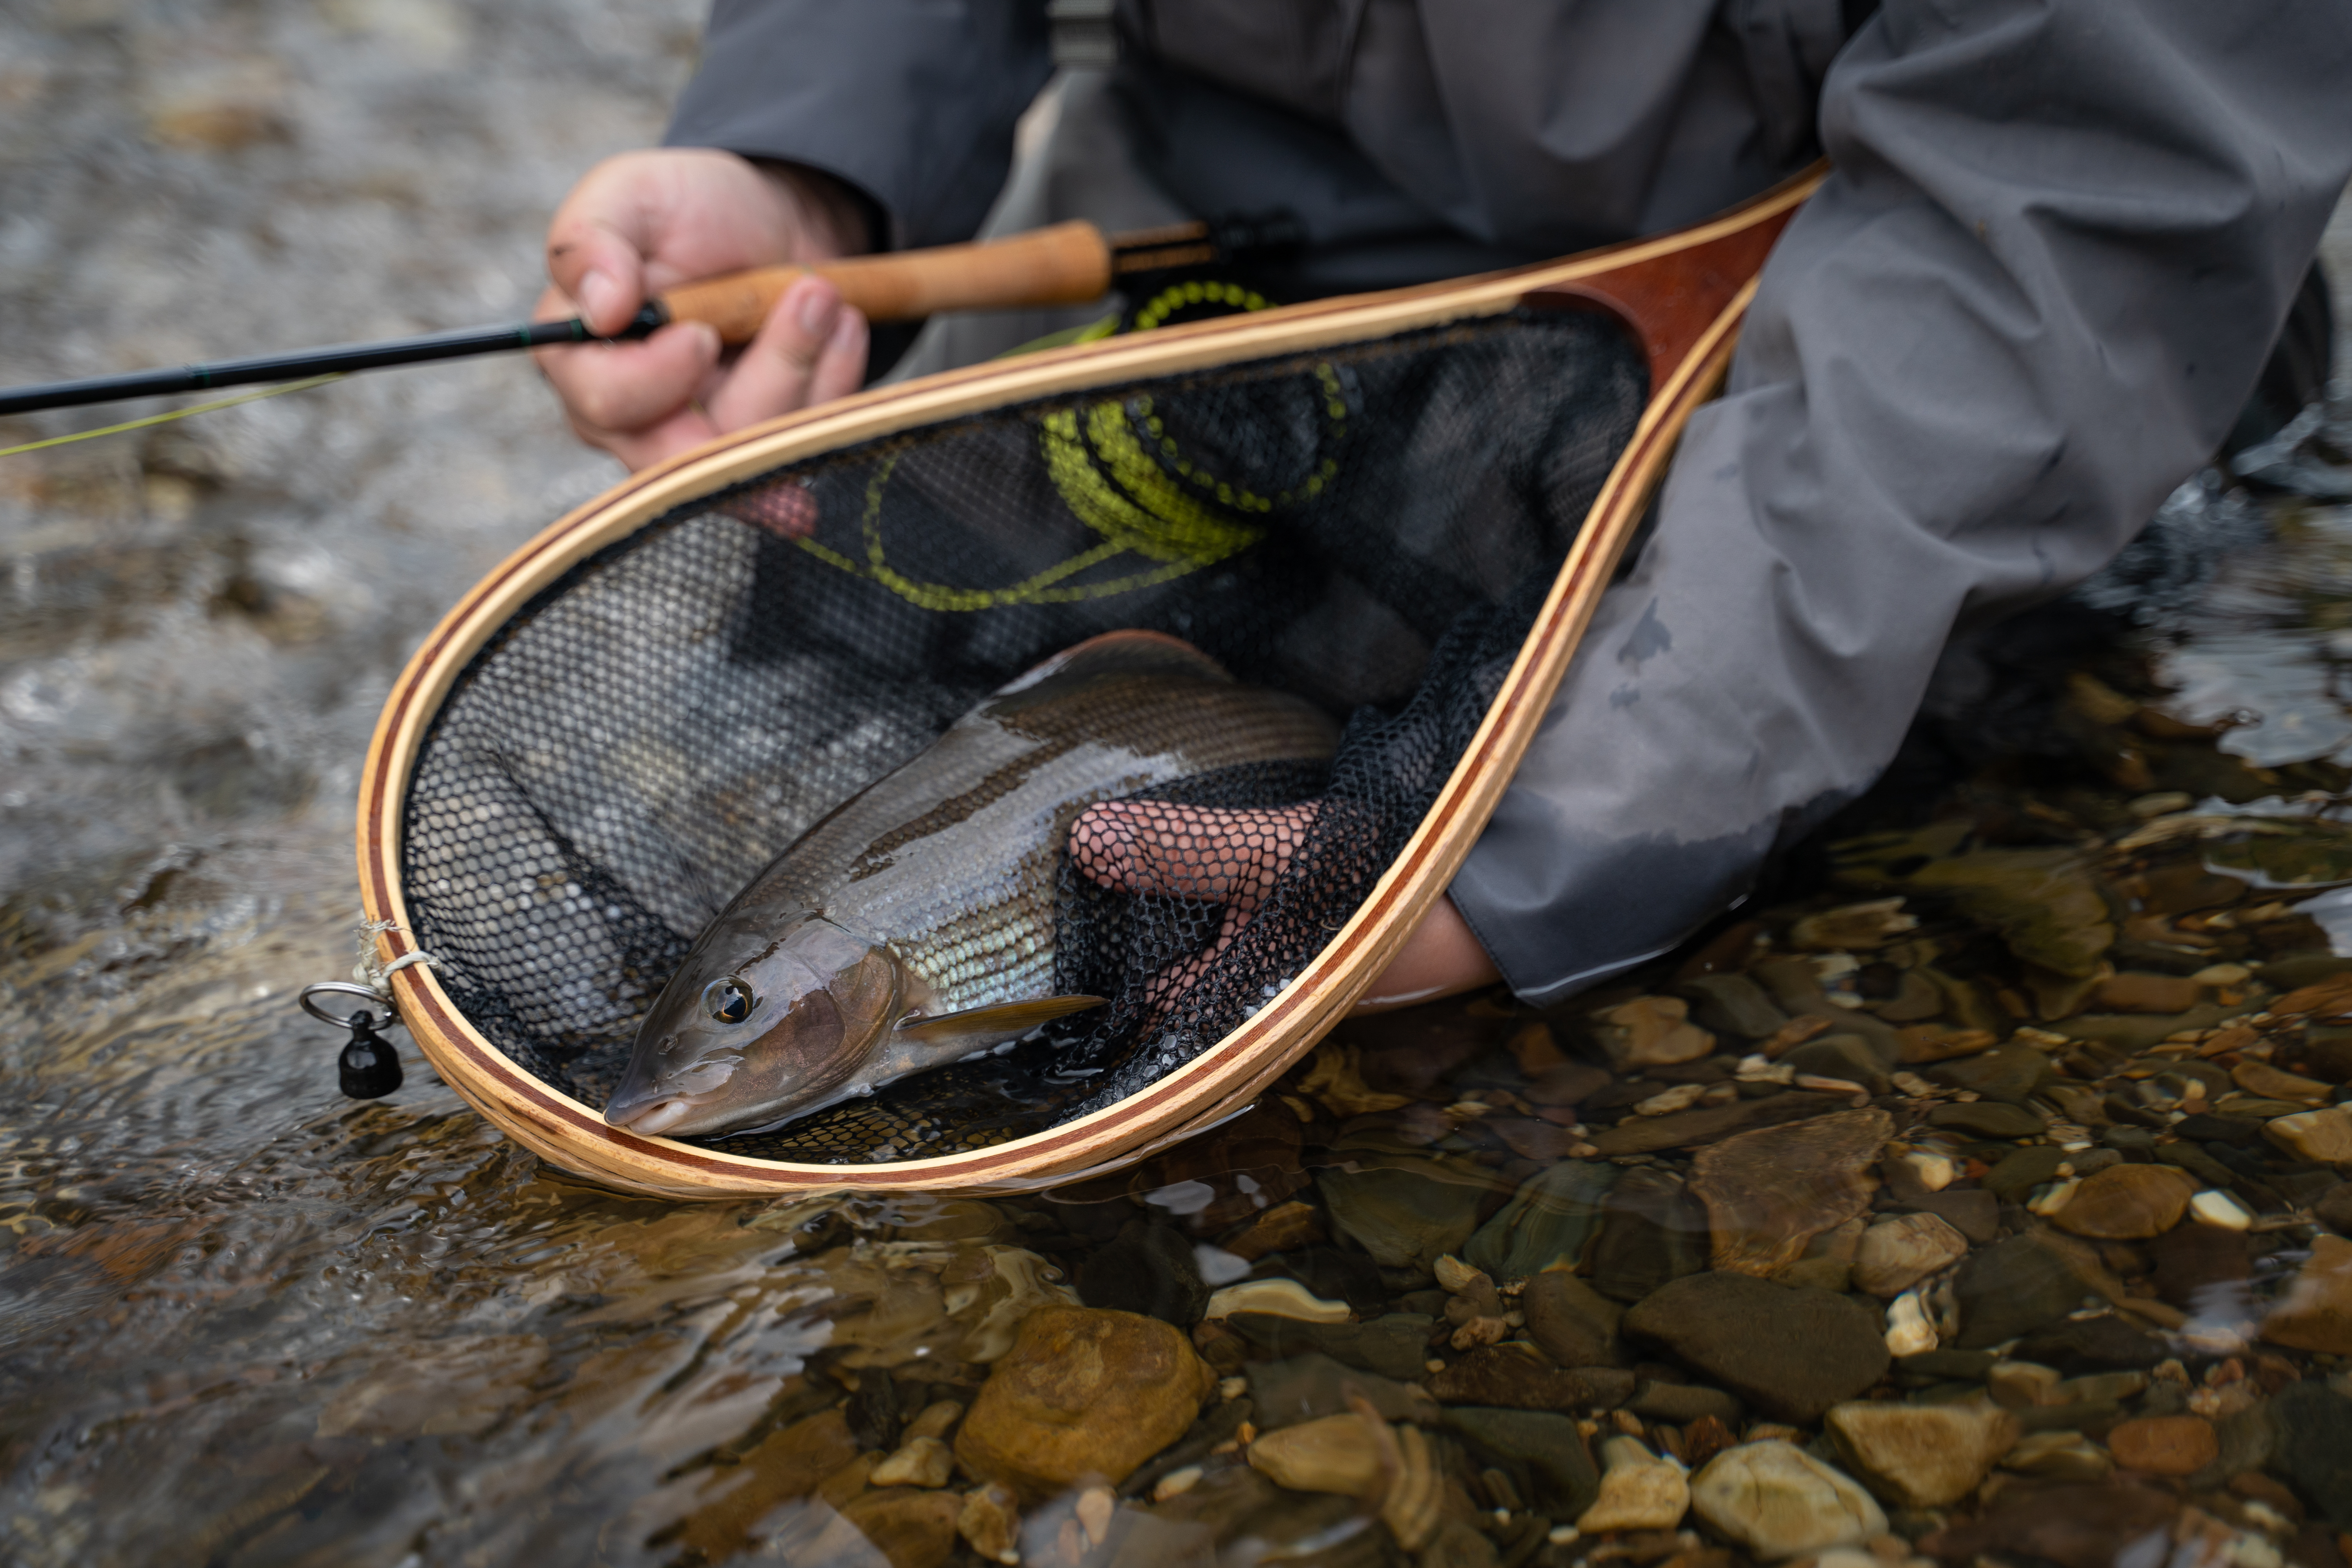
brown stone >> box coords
[1486,1117,1582,1161]
[1584,1092,1851,1156]
[2094,973,2207,1013]
[2274,974,2352,1018]
[2049,1164,2195,1240]
[955,1306,1214,1501]
[2262,1232,2352,1355]
[1590,996,1717,1070]
[2267,1106,2352,1167]
[1921,1481,2180,1568]
[2104,1415,2218,1477]
[1425,1343,1635,1411]
[1524,1061,1612,1107]
[1688,1108,1893,1276]
[2232,1059,2334,1105]
[842,1490,963,1568]
[1221,1201,1323,1263]
[1824,1401,2020,1508]
[1851,1213,1971,1298]
[673,1410,862,1563]
[1895,1025,2000,1065]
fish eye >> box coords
[701,976,758,1024]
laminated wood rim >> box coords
[357,167,1824,1199]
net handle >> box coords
[657,221,1114,341]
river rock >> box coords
[1584,1091,1849,1156]
[1464,1160,1617,1280]
[1247,1412,1383,1497]
[1926,1099,2048,1139]
[1318,1157,1495,1273]
[2234,1058,2334,1105]
[1520,1270,1627,1368]
[1426,1344,1634,1411]
[871,1436,956,1489]
[2261,1232,2352,1354]
[1851,1213,1969,1298]
[1223,1312,1432,1382]
[1824,1401,2018,1508]
[1589,1167,1711,1303]
[842,1490,962,1568]
[2093,972,2205,1013]
[1910,1187,2000,1244]
[2105,1415,2217,1476]
[1920,1480,2181,1568]
[1077,1222,1210,1325]
[1688,1441,1886,1559]
[2010,1316,2169,1372]
[2150,1222,2250,1311]
[1955,1234,2098,1347]
[1688,1108,1893,1277]
[1590,995,1717,1069]
[1577,1436,1690,1534]
[1677,973,1792,1039]
[1780,1034,1891,1093]
[1445,1407,1601,1517]
[2271,1381,2352,1526]
[2049,1164,2195,1240]
[1925,1044,2053,1104]
[1621,1272,1890,1423]
[955,1306,1214,1500]
[1628,1379,1742,1424]
[2267,1105,2352,1167]
[1203,1279,1348,1323]
[1985,1144,2071,1203]
[1249,1353,1435,1428]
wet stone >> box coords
[2049,1163,2195,1240]
[1675,973,1791,1040]
[2093,971,2207,1013]
[1926,1099,2048,1139]
[1316,1158,1494,1274]
[1583,1091,1849,1156]
[1077,1222,1210,1325]
[1985,1143,2072,1202]
[1926,1044,2055,1103]
[2151,1218,2251,1309]
[1688,1108,1893,1278]
[1247,1412,1382,1497]
[1247,1354,1434,1429]
[1851,1213,1970,1299]
[955,1306,1215,1501]
[2315,1182,2352,1235]
[2010,1316,2171,1372]
[1426,1344,1634,1412]
[1463,1159,1617,1281]
[1444,1407,1601,1518]
[1907,1187,2000,1244]
[1688,1440,1887,1560]
[1780,1034,1891,1093]
[1590,995,1717,1071]
[1627,1379,1742,1425]
[1589,1167,1712,1303]
[2270,1381,2352,1527]
[2232,1059,2334,1104]
[842,1490,963,1568]
[1955,1234,2098,1347]
[1577,1436,1690,1534]
[1519,1269,1627,1368]
[1824,1401,2019,1508]
[1920,1480,2181,1568]
[1221,1311,1432,1383]
[2105,1414,2218,1476]
[1621,1272,1890,1424]
[2261,1232,2352,1355]
[2266,1105,2352,1167]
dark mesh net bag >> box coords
[399,309,1645,1164]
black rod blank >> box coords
[0,313,655,418]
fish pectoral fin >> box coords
[891,995,1107,1054]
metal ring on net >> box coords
[298,981,404,1031]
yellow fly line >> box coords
[0,374,343,460]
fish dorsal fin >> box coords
[993,630,1230,698]
[891,994,1106,1051]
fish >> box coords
[604,630,1341,1138]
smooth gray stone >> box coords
[1954,1234,2095,1347]
[1675,973,1791,1040]
[1464,1159,1618,1281]
[1621,1272,1890,1424]
[1444,1407,1602,1519]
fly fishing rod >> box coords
[0,215,1302,419]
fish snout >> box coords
[607,1095,699,1137]
[604,1034,732,1136]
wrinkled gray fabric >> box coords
[664,0,2352,1005]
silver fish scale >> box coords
[752,658,1338,1011]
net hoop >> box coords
[356,168,1822,1198]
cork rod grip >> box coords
[653,221,1114,343]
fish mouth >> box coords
[604,1035,728,1137]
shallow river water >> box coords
[8,5,2352,1568]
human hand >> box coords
[533,148,873,471]
[1067,800,1499,1015]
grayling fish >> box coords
[604,630,1340,1138]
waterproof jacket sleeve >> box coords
[662,0,1053,250]
[1449,0,2352,1005]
